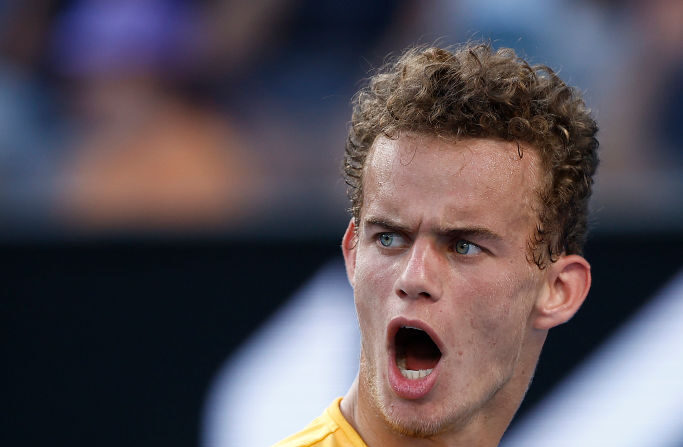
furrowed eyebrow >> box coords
[364,217,502,242]
[363,217,411,234]
[437,225,503,242]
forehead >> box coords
[362,134,543,231]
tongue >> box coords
[405,343,440,370]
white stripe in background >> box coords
[501,269,683,447]
[200,260,359,447]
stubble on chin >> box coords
[358,353,466,439]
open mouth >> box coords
[395,326,442,380]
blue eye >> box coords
[455,240,481,255]
[377,232,408,249]
[379,233,395,247]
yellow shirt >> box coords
[273,398,367,447]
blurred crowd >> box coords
[0,0,680,238]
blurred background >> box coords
[1,0,681,446]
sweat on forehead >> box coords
[362,134,543,215]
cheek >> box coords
[352,248,397,335]
[353,246,401,302]
[459,271,537,347]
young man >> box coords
[275,42,599,447]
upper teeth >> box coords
[397,357,433,379]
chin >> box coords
[381,405,456,438]
[361,360,469,439]
[362,356,513,440]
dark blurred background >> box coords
[1,0,681,446]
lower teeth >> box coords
[400,368,432,379]
[397,357,433,379]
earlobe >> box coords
[533,255,592,330]
[341,219,358,287]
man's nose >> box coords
[394,238,442,301]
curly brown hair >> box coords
[344,42,599,268]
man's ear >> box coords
[341,219,358,287]
[533,254,592,330]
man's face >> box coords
[344,134,549,437]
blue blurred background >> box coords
[1,0,681,446]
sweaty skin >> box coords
[340,134,590,447]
